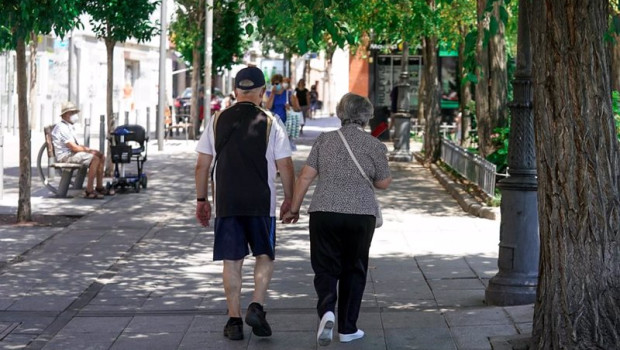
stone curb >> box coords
[412,152,499,220]
[489,334,532,350]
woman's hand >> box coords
[282,211,300,224]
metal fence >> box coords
[440,139,497,196]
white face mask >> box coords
[282,83,289,89]
[69,114,79,124]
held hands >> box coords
[280,199,299,224]
[280,198,300,223]
[196,201,212,227]
[279,198,291,220]
[281,211,299,224]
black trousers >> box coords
[309,211,375,334]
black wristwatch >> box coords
[197,198,206,202]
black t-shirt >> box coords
[214,102,271,217]
[295,88,309,106]
[310,90,318,102]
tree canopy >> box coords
[83,0,159,45]
[0,0,81,50]
[171,0,247,74]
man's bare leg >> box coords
[96,155,104,189]
[86,156,99,191]
[252,254,274,305]
[223,259,244,317]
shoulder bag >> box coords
[337,129,383,228]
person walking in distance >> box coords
[195,66,295,341]
[295,79,311,134]
[283,93,392,346]
[310,84,319,117]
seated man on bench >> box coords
[51,101,114,199]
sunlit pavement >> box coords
[0,117,533,349]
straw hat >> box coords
[60,101,80,116]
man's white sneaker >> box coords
[317,311,335,346]
[339,329,365,343]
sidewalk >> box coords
[0,116,533,350]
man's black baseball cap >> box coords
[235,66,266,90]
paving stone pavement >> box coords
[0,117,534,349]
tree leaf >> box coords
[614,16,620,34]
[489,16,498,36]
[298,38,308,53]
[245,23,254,36]
[499,5,509,25]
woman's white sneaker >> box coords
[317,311,335,346]
[339,329,365,343]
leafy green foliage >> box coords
[486,124,510,173]
[171,0,247,74]
[84,0,159,44]
[0,0,82,50]
[612,90,620,140]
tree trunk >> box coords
[105,38,115,177]
[16,39,31,223]
[489,0,508,129]
[422,35,441,164]
[458,24,472,147]
[190,43,200,139]
[29,32,38,131]
[475,0,491,157]
[530,0,620,348]
[611,33,620,93]
[417,58,427,126]
[610,5,620,93]
[304,59,310,85]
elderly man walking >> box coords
[194,66,295,341]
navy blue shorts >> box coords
[213,216,276,261]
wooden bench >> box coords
[36,125,88,197]
[165,114,195,141]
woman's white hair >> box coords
[336,93,373,125]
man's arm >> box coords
[195,152,214,227]
[282,165,317,223]
[65,141,94,154]
[275,156,295,219]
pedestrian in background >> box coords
[195,66,295,341]
[283,93,392,346]
[310,84,319,117]
[295,79,311,134]
[283,77,301,151]
[265,74,288,123]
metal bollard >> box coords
[0,134,3,200]
[84,118,91,147]
[99,115,105,154]
[155,104,159,141]
[146,107,150,137]
[40,103,45,132]
[12,106,16,136]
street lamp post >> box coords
[485,0,539,306]
[157,0,167,151]
[389,42,413,162]
[204,0,213,134]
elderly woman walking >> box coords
[283,93,392,346]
